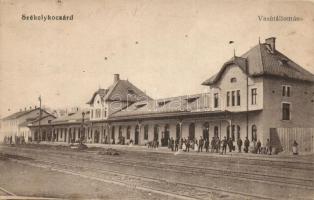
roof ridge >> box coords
[258,43,265,74]
[104,80,120,101]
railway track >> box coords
[2,146,313,188]
[2,146,314,199]
[10,156,277,200]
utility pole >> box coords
[38,95,42,142]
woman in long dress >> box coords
[182,141,187,152]
[194,139,198,151]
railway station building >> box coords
[23,37,314,147]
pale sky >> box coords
[1,0,314,117]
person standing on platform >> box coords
[222,136,227,154]
[266,138,271,155]
[256,140,261,154]
[186,138,190,152]
[237,137,243,153]
[205,138,209,152]
[292,140,298,155]
[198,136,204,152]
[170,137,174,151]
[175,138,179,151]
[210,137,215,153]
[194,139,198,152]
[228,138,233,152]
[244,137,250,153]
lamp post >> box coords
[80,112,85,144]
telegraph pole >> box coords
[38,95,42,142]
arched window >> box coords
[189,123,195,140]
[176,124,181,140]
[230,77,237,83]
[226,125,230,140]
[144,125,149,140]
[154,125,159,140]
[231,125,235,141]
[119,126,122,137]
[163,124,170,146]
[214,126,219,138]
[127,126,131,139]
[252,125,257,141]
[202,122,209,141]
[111,126,115,141]
[237,125,240,140]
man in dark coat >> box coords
[256,140,261,154]
[222,137,227,154]
[205,139,209,152]
[237,138,243,153]
[211,137,215,153]
[228,138,233,152]
[175,138,179,151]
[198,136,204,152]
[244,137,250,153]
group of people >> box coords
[160,136,274,155]
[3,136,27,145]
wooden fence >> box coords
[270,128,314,153]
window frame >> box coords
[282,85,291,97]
[214,93,219,108]
[144,125,149,140]
[282,102,291,120]
[236,90,240,106]
[251,125,257,142]
[231,91,235,106]
[251,88,257,105]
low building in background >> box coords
[0,107,55,143]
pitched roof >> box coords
[86,89,109,104]
[19,115,56,127]
[110,93,210,118]
[87,79,152,105]
[202,42,314,85]
[2,108,52,121]
[51,109,90,124]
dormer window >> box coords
[279,58,288,66]
[127,89,135,95]
[158,100,170,107]
[230,77,237,83]
[186,97,199,103]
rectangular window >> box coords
[282,103,291,120]
[91,110,94,118]
[214,93,219,108]
[95,109,101,118]
[282,85,291,97]
[251,88,257,105]
[237,90,240,106]
[287,86,290,97]
[226,92,230,107]
[231,91,235,106]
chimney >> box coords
[265,37,276,53]
[114,74,120,83]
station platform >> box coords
[19,141,314,164]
